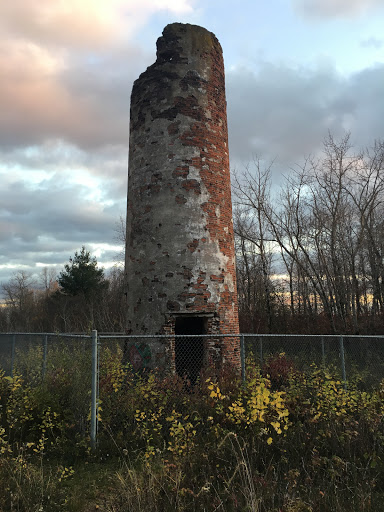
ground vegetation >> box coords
[0,347,383,511]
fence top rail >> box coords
[1,332,384,339]
[98,333,384,339]
[98,333,242,339]
[241,333,384,339]
[0,332,92,338]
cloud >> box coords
[0,0,195,49]
[0,0,122,49]
[0,0,196,152]
[0,158,126,280]
[360,36,384,48]
[347,65,384,140]
[293,0,384,19]
[0,179,115,243]
[227,63,345,164]
[0,39,146,150]
[226,62,384,169]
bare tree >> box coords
[233,160,283,332]
[233,133,384,333]
[39,267,58,294]
[2,271,36,331]
[113,214,126,267]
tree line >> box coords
[1,133,383,334]
[234,133,384,334]
[0,247,126,332]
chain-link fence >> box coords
[243,334,384,388]
[1,331,384,448]
[0,332,95,445]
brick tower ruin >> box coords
[125,23,240,373]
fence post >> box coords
[42,334,48,380]
[339,335,347,388]
[259,336,263,366]
[90,330,98,450]
[321,336,325,366]
[11,335,16,378]
[240,335,246,383]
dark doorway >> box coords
[175,316,205,385]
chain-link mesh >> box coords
[0,333,14,376]
[243,334,384,388]
[0,333,93,440]
[1,332,384,449]
[96,334,237,449]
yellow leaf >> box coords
[267,437,273,445]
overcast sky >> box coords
[1,0,383,293]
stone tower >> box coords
[125,23,240,372]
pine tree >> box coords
[58,247,107,297]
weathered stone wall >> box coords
[125,23,239,368]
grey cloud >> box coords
[86,144,129,185]
[293,0,384,19]
[0,41,151,151]
[226,63,384,170]
[0,138,128,291]
[0,142,87,171]
[0,177,123,259]
[0,142,128,190]
[347,66,384,142]
[361,37,384,48]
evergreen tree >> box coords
[58,247,107,297]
